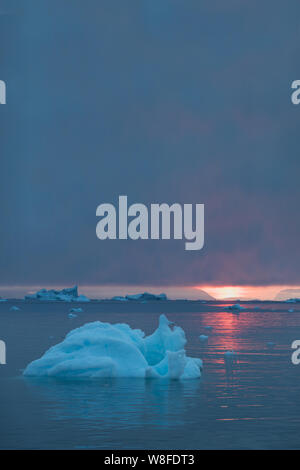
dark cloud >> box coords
[1,0,300,286]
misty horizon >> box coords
[1,283,300,301]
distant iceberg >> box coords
[227,303,245,312]
[25,286,90,303]
[275,289,300,301]
[111,296,129,301]
[23,314,202,380]
[112,292,167,302]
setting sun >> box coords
[198,285,247,299]
[195,284,300,300]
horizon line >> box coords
[0,283,300,301]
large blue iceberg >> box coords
[25,286,90,302]
[23,314,202,380]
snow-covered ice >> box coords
[23,314,202,380]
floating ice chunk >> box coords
[199,335,209,342]
[227,303,245,312]
[68,313,78,318]
[23,314,202,380]
[10,306,20,311]
[224,350,238,374]
[204,326,212,330]
[111,296,128,301]
[288,309,294,313]
[224,350,238,366]
[224,350,237,357]
[76,295,90,303]
[70,308,83,313]
[0,298,7,302]
[267,342,275,349]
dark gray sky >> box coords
[1,0,300,287]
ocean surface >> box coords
[0,299,299,449]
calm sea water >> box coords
[0,300,300,449]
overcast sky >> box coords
[1,0,300,288]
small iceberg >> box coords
[224,350,237,358]
[23,314,202,380]
[10,306,20,311]
[227,303,245,312]
[199,334,209,342]
[0,298,7,302]
[224,350,238,368]
[68,313,78,318]
[224,350,238,374]
[204,326,212,330]
[288,309,294,313]
[25,286,90,303]
[70,308,83,313]
[76,295,90,303]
